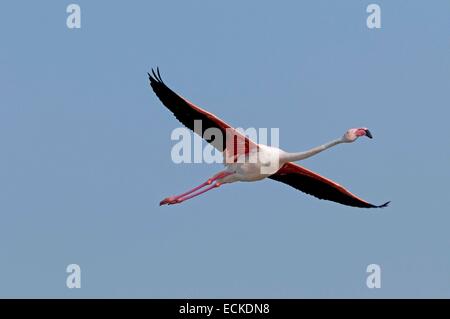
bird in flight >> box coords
[148,68,389,208]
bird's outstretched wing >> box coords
[148,68,257,160]
[269,162,390,208]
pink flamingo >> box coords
[149,68,389,208]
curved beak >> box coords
[365,129,373,139]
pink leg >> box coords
[172,182,221,204]
[160,171,232,206]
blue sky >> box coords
[0,0,449,298]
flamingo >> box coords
[149,68,389,208]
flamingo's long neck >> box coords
[281,137,345,163]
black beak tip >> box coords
[365,129,373,139]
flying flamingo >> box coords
[149,68,389,208]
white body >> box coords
[222,144,286,183]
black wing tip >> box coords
[148,67,164,84]
[371,201,390,208]
[379,201,391,208]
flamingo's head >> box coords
[343,127,373,143]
